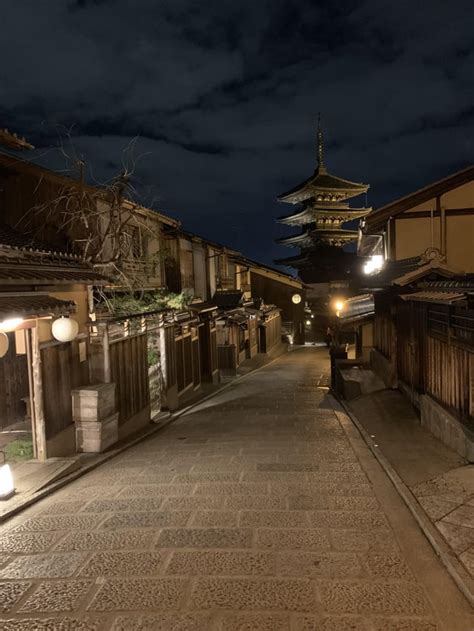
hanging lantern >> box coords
[291,293,302,305]
[52,316,79,343]
[0,332,9,359]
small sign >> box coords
[79,341,87,363]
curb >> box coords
[0,347,288,524]
[335,395,474,608]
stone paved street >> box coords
[0,347,473,630]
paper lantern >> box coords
[0,332,9,358]
[52,317,79,343]
[291,293,302,304]
[0,459,15,500]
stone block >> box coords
[75,412,119,453]
[72,383,116,422]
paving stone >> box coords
[119,484,195,497]
[194,482,268,495]
[307,511,389,529]
[370,620,437,631]
[166,550,273,575]
[255,528,331,550]
[0,532,62,554]
[436,521,474,553]
[173,472,241,483]
[19,580,92,612]
[240,510,309,528]
[459,546,474,575]
[276,552,364,578]
[257,463,319,472]
[81,497,165,513]
[416,495,460,521]
[0,581,31,612]
[364,553,415,580]
[111,613,214,630]
[55,530,154,551]
[0,617,105,630]
[218,612,290,630]
[331,529,399,553]
[88,577,188,610]
[190,577,316,611]
[0,552,86,579]
[156,528,253,548]
[243,471,310,482]
[289,495,330,510]
[8,515,104,533]
[99,510,190,529]
[293,615,369,630]
[162,496,226,510]
[440,504,474,529]
[79,551,165,576]
[37,501,88,515]
[331,497,379,511]
[319,581,431,614]
[190,510,238,527]
[226,495,287,510]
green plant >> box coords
[104,290,191,316]
[4,439,34,462]
[147,348,159,366]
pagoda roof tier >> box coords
[277,205,372,226]
[278,165,369,205]
[276,228,358,248]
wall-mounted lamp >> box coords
[363,255,384,275]
[0,318,23,332]
[291,293,302,304]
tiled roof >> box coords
[400,291,466,305]
[0,294,75,320]
[0,128,34,150]
[212,290,244,309]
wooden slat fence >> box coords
[110,333,149,426]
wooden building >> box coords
[0,222,106,460]
[356,165,474,460]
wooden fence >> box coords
[110,333,149,426]
[395,300,474,421]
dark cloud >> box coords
[1,0,473,266]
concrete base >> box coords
[46,424,76,458]
[420,394,474,463]
[370,348,398,389]
[118,407,150,441]
[399,379,421,410]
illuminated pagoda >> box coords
[275,122,371,284]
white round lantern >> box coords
[291,293,302,305]
[52,317,79,343]
[0,332,9,358]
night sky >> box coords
[1,0,473,269]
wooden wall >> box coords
[41,340,89,439]
[0,332,29,429]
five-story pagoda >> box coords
[275,124,371,284]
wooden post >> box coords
[102,324,111,384]
[31,325,47,462]
[25,329,37,459]
[159,318,168,390]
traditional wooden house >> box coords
[356,165,474,459]
[0,222,107,460]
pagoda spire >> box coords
[317,113,326,173]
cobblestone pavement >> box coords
[0,347,473,630]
